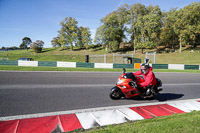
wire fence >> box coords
[145,52,156,64]
[89,54,134,64]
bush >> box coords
[30,40,44,53]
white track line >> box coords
[1,83,200,90]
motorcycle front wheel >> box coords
[109,86,123,100]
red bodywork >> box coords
[116,73,145,98]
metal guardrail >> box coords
[0,57,8,60]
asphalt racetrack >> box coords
[0,71,200,117]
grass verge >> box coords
[81,111,200,133]
[0,65,200,73]
[1,47,200,64]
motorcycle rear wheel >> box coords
[109,86,123,100]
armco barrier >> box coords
[168,64,184,70]
[57,62,76,68]
[94,63,113,69]
[0,60,18,66]
[0,60,200,70]
[76,62,94,68]
[184,65,199,70]
[113,64,134,69]
[152,64,168,69]
[38,61,57,67]
[18,61,38,67]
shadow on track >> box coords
[118,93,184,102]
[155,93,184,102]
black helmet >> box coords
[140,63,150,74]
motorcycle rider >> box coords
[133,63,157,96]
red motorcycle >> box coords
[109,68,162,100]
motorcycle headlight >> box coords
[116,79,123,85]
[121,85,126,88]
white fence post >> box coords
[113,54,115,64]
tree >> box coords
[127,4,162,52]
[77,26,92,49]
[173,8,188,53]
[20,37,32,50]
[159,2,200,52]
[94,25,104,45]
[160,9,178,49]
[116,4,129,42]
[51,37,62,48]
[181,2,200,48]
[143,5,163,48]
[57,31,69,50]
[95,11,126,51]
[58,17,78,50]
[172,3,200,52]
[30,40,44,53]
[128,3,146,53]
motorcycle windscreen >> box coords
[123,73,136,81]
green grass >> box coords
[0,65,200,73]
[132,50,200,65]
[156,52,200,65]
[0,48,85,62]
[1,47,200,64]
[80,111,200,133]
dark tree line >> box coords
[94,2,200,53]
[19,2,200,53]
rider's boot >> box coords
[146,88,151,96]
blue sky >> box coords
[0,0,199,48]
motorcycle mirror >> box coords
[123,68,126,74]
[144,58,149,63]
